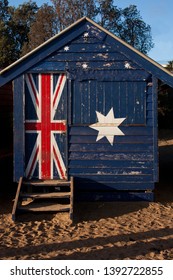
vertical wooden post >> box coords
[152,76,159,182]
[13,76,25,181]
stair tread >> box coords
[23,180,71,187]
[20,192,71,199]
[18,203,71,212]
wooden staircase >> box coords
[12,177,74,221]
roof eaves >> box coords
[85,17,173,78]
[1,16,173,81]
[0,17,87,75]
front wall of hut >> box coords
[13,22,158,200]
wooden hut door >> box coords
[24,73,67,180]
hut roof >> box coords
[0,17,173,87]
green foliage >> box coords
[166,60,173,72]
[96,2,154,54]
[0,0,154,68]
[0,0,38,68]
[51,0,97,31]
[96,0,121,29]
[117,5,154,54]
[0,0,14,67]
[9,1,38,56]
[22,4,57,55]
[51,0,154,54]
[0,0,9,20]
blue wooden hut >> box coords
[1,17,173,217]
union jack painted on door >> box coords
[24,73,67,180]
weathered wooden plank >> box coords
[84,22,107,41]
[68,159,153,169]
[72,36,103,44]
[69,126,153,136]
[69,69,149,82]
[134,82,146,124]
[13,77,25,181]
[146,94,152,102]
[146,102,152,110]
[81,80,90,123]
[30,61,66,72]
[70,176,74,220]
[147,85,153,94]
[73,180,154,191]
[71,80,82,124]
[147,111,153,118]
[146,117,152,125]
[69,167,153,175]
[126,82,144,125]
[18,203,71,212]
[48,52,130,62]
[69,143,153,152]
[69,135,153,144]
[69,151,153,161]
[20,192,71,199]
[59,42,113,53]
[69,61,142,70]
[23,180,71,187]
[152,77,159,182]
[75,191,154,201]
[71,174,153,182]
[146,119,153,126]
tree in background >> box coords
[22,4,57,55]
[0,0,154,68]
[96,0,121,33]
[51,0,154,55]
[51,0,97,31]
[0,0,15,67]
[0,0,38,68]
[22,0,97,53]
[96,2,153,54]
[9,1,38,58]
[166,60,173,72]
[118,5,154,54]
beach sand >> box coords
[0,129,173,260]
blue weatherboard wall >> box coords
[0,18,166,201]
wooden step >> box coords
[18,203,70,212]
[22,180,71,187]
[12,177,74,221]
[20,192,71,199]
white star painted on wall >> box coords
[89,108,126,145]
[124,61,133,69]
[82,63,88,69]
[64,46,69,51]
[84,32,89,37]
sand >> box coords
[0,129,173,260]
